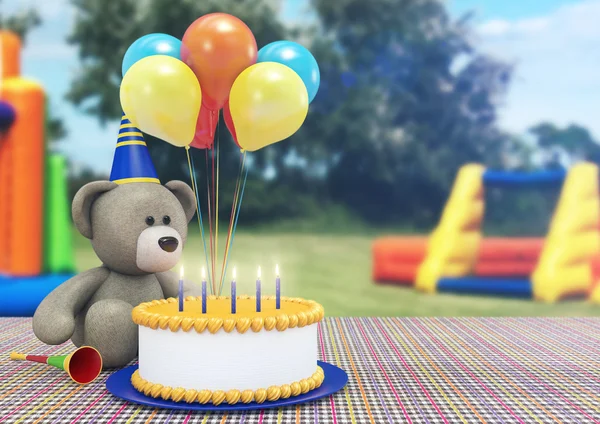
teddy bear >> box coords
[32,180,200,368]
[33,114,201,368]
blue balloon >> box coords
[122,33,184,77]
[257,41,320,103]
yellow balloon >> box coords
[229,62,308,151]
[120,55,201,147]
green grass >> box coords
[73,230,600,317]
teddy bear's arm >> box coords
[156,271,202,298]
[33,267,110,345]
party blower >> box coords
[9,346,103,385]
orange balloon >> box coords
[182,13,257,111]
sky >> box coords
[2,0,600,173]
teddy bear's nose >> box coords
[158,236,179,253]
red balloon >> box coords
[223,100,241,148]
[182,13,257,111]
[189,106,218,149]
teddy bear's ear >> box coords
[165,180,196,223]
[72,181,118,239]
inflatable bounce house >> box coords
[0,30,75,316]
[373,163,600,304]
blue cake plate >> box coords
[106,361,348,411]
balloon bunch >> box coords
[119,13,320,152]
[118,13,320,294]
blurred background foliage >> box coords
[4,0,599,235]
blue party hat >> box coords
[109,114,160,184]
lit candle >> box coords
[256,266,262,312]
[231,267,237,314]
[276,264,281,309]
[178,265,184,312]
[201,267,207,314]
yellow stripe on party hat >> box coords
[109,114,160,185]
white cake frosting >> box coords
[138,323,317,391]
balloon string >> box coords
[219,153,244,294]
[215,114,221,292]
[186,146,212,290]
[205,149,214,294]
[211,142,217,294]
[221,152,249,292]
[218,151,245,294]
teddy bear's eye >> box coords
[145,216,155,226]
[163,216,171,225]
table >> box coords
[1,317,598,423]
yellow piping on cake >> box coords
[241,389,254,403]
[236,317,251,333]
[131,296,325,334]
[130,366,325,405]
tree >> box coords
[306,0,513,226]
[529,122,600,167]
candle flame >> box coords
[257,266,262,279]
[201,267,206,279]
[233,267,237,280]
[180,265,184,279]
[276,264,280,277]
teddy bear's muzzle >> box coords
[137,226,183,273]
[158,236,179,253]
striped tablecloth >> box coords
[0,317,599,423]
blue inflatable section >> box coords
[438,277,532,298]
[483,170,566,187]
[0,274,73,317]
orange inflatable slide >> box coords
[373,237,545,284]
[373,236,544,285]
[372,237,427,284]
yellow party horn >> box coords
[10,346,103,385]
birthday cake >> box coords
[131,295,325,405]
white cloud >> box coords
[474,0,600,138]
[478,19,511,36]
[513,17,550,34]
[478,17,550,37]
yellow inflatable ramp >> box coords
[532,163,600,302]
[415,164,485,293]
